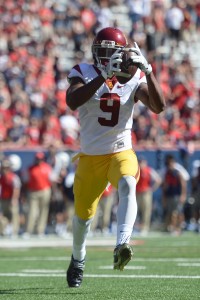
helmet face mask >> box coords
[93,46,118,66]
[92,27,128,69]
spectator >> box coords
[0,112,8,142]
[61,162,76,234]
[0,158,21,236]
[25,117,41,146]
[165,1,184,46]
[7,115,27,145]
[0,75,11,110]
[47,149,71,236]
[23,152,52,237]
[126,0,151,34]
[95,0,114,32]
[191,159,200,233]
[40,107,62,147]
[133,115,151,145]
[151,1,167,48]
[29,86,45,119]
[136,156,161,236]
[161,154,187,235]
[59,110,80,149]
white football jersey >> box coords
[68,63,147,155]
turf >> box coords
[0,233,199,300]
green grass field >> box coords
[0,233,199,300]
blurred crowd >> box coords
[0,0,200,238]
[0,0,199,152]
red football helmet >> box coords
[92,27,128,68]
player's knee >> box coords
[75,210,95,221]
[118,175,136,196]
[75,203,96,220]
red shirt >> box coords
[0,172,20,199]
[25,126,40,145]
[136,166,151,193]
[27,162,52,191]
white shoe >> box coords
[22,232,31,239]
[140,230,148,237]
[3,224,13,236]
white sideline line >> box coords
[22,269,65,273]
[0,256,200,262]
[21,267,146,272]
[99,266,146,270]
[133,258,200,262]
[0,273,199,279]
[85,274,200,279]
[177,263,200,267]
[0,257,70,261]
[0,257,200,262]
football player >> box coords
[66,27,165,287]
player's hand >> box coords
[100,49,122,79]
[129,42,152,75]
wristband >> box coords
[145,64,152,75]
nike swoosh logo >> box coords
[117,85,124,88]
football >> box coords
[116,47,138,84]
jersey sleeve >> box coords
[67,64,86,83]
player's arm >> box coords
[128,42,166,114]
[135,74,166,114]
[11,175,21,206]
[150,168,162,192]
[66,51,122,111]
[178,172,187,204]
[66,76,105,111]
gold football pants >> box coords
[73,149,140,220]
